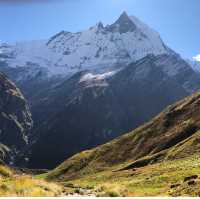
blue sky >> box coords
[0,0,199,60]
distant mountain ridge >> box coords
[187,59,200,72]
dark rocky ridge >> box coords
[0,143,10,163]
[0,72,33,162]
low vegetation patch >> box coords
[0,164,62,196]
[0,165,12,177]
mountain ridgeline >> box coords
[0,12,200,169]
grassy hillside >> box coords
[46,91,200,196]
[56,155,200,197]
[0,164,62,196]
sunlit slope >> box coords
[48,91,200,181]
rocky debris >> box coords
[184,175,198,182]
[170,183,181,189]
[187,180,196,186]
[61,187,96,197]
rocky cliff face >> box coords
[0,72,33,163]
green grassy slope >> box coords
[47,91,200,179]
[45,91,200,196]
[60,155,200,196]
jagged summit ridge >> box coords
[106,11,137,33]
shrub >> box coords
[105,191,120,197]
[74,188,81,194]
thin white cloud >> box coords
[193,54,200,62]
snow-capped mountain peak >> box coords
[0,12,170,78]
